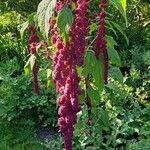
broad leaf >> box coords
[106,35,118,48]
[57,5,74,40]
[37,0,56,38]
[84,50,95,77]
[108,48,122,67]
[92,56,104,91]
[84,51,104,91]
[109,66,123,83]
[106,36,121,67]
[87,88,100,105]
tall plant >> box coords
[20,0,128,149]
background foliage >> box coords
[0,0,149,149]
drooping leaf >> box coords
[57,5,74,40]
[30,55,36,70]
[105,20,118,37]
[110,21,129,45]
[45,0,57,37]
[24,55,36,75]
[84,51,104,91]
[110,0,127,25]
[37,0,56,38]
[18,21,29,39]
[28,12,37,25]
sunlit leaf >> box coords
[37,0,56,38]
[18,21,29,39]
[57,5,74,40]
[24,55,36,75]
[110,0,127,25]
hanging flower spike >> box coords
[50,0,89,149]
[70,0,89,66]
[28,25,40,95]
[95,0,108,84]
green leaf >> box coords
[106,35,118,48]
[0,103,7,117]
[109,66,123,83]
[110,21,129,45]
[84,50,95,77]
[89,23,98,35]
[87,88,100,105]
[92,108,109,130]
[106,35,121,67]
[105,20,118,37]
[106,83,120,91]
[30,55,36,70]
[24,66,31,76]
[28,12,37,25]
[92,56,104,91]
[108,48,121,67]
[37,0,56,38]
[120,0,127,18]
[110,0,127,25]
[76,66,83,78]
[57,5,74,40]
[47,69,52,79]
[45,0,57,37]
[24,55,36,75]
[18,21,29,39]
[99,109,109,128]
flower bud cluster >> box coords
[70,0,89,66]
[50,1,89,149]
[95,0,108,84]
[28,25,39,94]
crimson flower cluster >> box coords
[95,0,108,84]
[55,0,65,12]
[70,0,89,66]
[28,25,39,95]
[50,1,89,150]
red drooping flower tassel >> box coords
[50,1,89,149]
[28,25,40,95]
[95,0,108,84]
[70,0,89,66]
